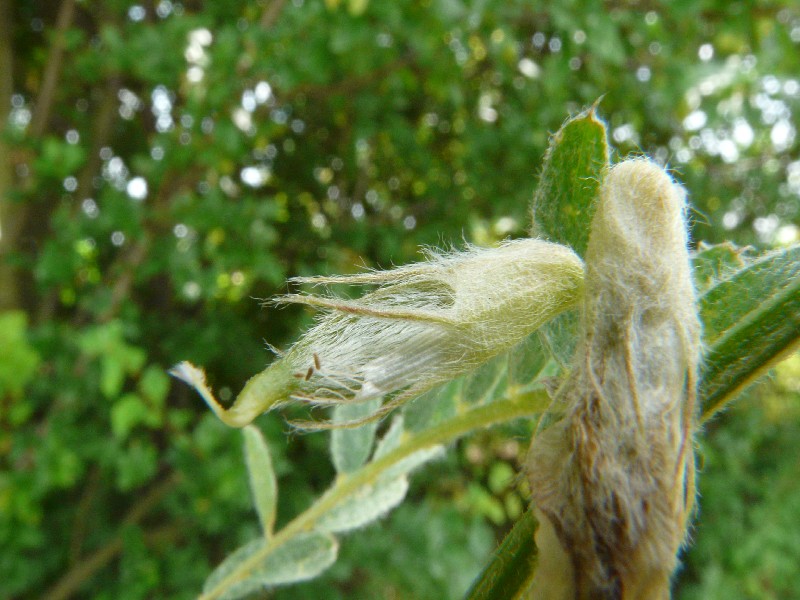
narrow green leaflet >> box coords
[330,398,383,473]
[374,445,444,484]
[203,539,268,600]
[321,416,444,533]
[371,415,446,481]
[202,532,338,600]
[699,244,800,420]
[530,105,610,257]
[403,332,553,434]
[372,415,405,459]
[317,476,409,534]
[242,425,278,538]
[529,107,608,368]
[464,508,539,600]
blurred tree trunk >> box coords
[0,0,19,310]
[1,0,76,312]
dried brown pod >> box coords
[527,159,701,599]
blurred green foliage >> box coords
[0,1,798,598]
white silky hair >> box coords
[276,238,584,426]
[527,159,701,599]
[175,238,585,429]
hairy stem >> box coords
[199,391,549,600]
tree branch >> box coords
[260,0,288,29]
[47,524,181,600]
[68,466,102,565]
[2,0,78,312]
[30,0,77,137]
[46,471,183,600]
[286,54,415,102]
[0,0,19,310]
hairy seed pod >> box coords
[173,238,584,428]
[527,159,701,599]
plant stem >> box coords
[199,391,548,600]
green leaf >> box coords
[330,397,382,473]
[537,308,581,369]
[203,531,338,600]
[529,107,608,369]
[114,439,158,491]
[110,393,152,439]
[243,425,278,538]
[372,414,405,458]
[34,136,86,179]
[404,332,553,434]
[101,357,127,399]
[321,415,444,533]
[317,476,409,533]
[464,508,539,600]
[0,310,41,400]
[375,444,444,484]
[530,106,610,257]
[347,0,369,16]
[691,241,749,294]
[699,244,800,420]
[139,365,170,407]
[78,321,147,398]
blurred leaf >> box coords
[203,531,338,600]
[114,440,158,491]
[0,311,40,401]
[348,0,369,16]
[243,425,278,538]
[78,322,147,398]
[584,13,627,66]
[138,366,170,407]
[487,462,515,495]
[330,398,382,473]
[33,137,86,179]
[101,357,127,399]
[111,393,152,439]
[699,244,800,420]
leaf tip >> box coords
[170,361,255,428]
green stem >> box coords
[464,508,539,600]
[199,390,548,600]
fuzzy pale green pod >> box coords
[527,159,701,599]
[171,239,584,429]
